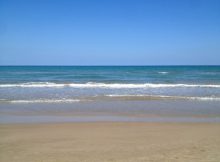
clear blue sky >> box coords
[0,0,220,65]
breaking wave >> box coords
[1,99,81,103]
[0,82,220,88]
[105,95,220,101]
[1,95,220,103]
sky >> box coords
[0,0,220,65]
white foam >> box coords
[185,97,220,101]
[0,82,220,88]
[0,82,65,88]
[158,71,169,74]
[105,94,220,101]
[9,99,80,103]
[1,95,220,103]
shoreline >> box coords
[1,100,220,124]
[1,114,220,124]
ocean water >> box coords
[0,66,220,103]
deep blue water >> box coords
[0,66,220,102]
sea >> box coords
[0,66,220,123]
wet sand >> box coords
[1,122,220,162]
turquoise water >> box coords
[1,66,220,84]
[0,66,220,102]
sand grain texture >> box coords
[0,122,220,162]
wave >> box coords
[0,82,65,88]
[105,95,220,101]
[1,95,220,103]
[158,71,169,74]
[1,99,81,103]
[0,82,220,88]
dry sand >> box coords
[0,122,220,162]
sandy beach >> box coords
[1,122,220,162]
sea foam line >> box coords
[1,95,220,103]
[106,94,220,101]
[0,82,220,88]
[8,99,81,103]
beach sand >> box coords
[0,122,220,162]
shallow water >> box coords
[0,100,220,123]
